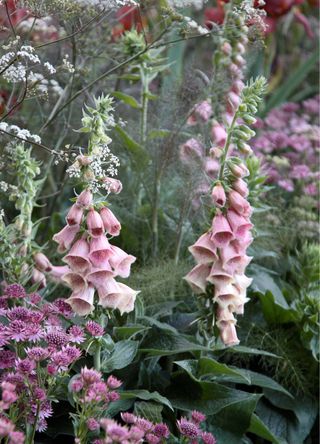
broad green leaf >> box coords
[175,358,251,384]
[101,340,138,372]
[113,325,149,340]
[121,389,173,411]
[115,125,149,166]
[134,401,163,423]
[258,291,298,325]
[111,91,141,109]
[249,413,283,444]
[218,345,280,358]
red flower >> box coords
[0,0,28,28]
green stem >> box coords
[218,112,238,181]
[94,342,101,371]
[28,402,40,444]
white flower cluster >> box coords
[0,122,42,144]
[184,16,209,35]
[29,72,63,97]
[74,0,137,8]
[168,0,208,9]
[62,55,75,73]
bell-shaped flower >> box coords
[228,190,252,217]
[206,261,234,286]
[214,283,240,309]
[98,281,139,315]
[227,209,253,239]
[234,255,253,274]
[188,232,218,265]
[87,209,104,237]
[53,224,80,253]
[49,265,70,284]
[66,204,84,226]
[231,233,253,255]
[183,264,211,294]
[211,213,233,247]
[66,285,95,316]
[103,177,123,194]
[179,138,204,165]
[86,267,114,289]
[89,235,112,269]
[211,183,226,208]
[100,207,121,237]
[108,246,136,278]
[219,320,240,346]
[76,189,93,208]
[33,252,52,272]
[220,243,243,272]
[62,272,87,293]
[63,239,91,273]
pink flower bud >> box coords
[100,207,121,237]
[76,189,93,208]
[222,41,232,55]
[103,177,123,194]
[209,146,223,159]
[228,190,252,216]
[231,80,245,94]
[77,155,92,166]
[229,162,250,178]
[33,252,52,272]
[66,204,83,226]
[31,268,47,289]
[211,123,227,148]
[211,183,226,208]
[228,91,241,110]
[87,209,104,237]
[49,265,70,284]
[232,179,249,197]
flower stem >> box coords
[218,112,238,181]
[94,342,101,371]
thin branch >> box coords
[0,128,60,155]
[4,0,16,37]
[0,77,28,122]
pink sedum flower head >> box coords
[53,224,80,253]
[211,183,226,208]
[183,264,211,294]
[87,209,104,237]
[63,239,91,273]
[211,213,233,247]
[100,207,121,236]
[108,245,136,278]
[65,285,95,316]
[66,204,84,226]
[188,232,218,264]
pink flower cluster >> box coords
[51,188,139,316]
[177,410,216,443]
[70,366,121,405]
[0,382,25,444]
[0,284,84,433]
[184,166,253,346]
[252,95,319,195]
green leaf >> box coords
[121,390,173,411]
[134,401,163,423]
[111,91,141,109]
[148,129,172,139]
[249,413,283,444]
[175,358,251,384]
[258,291,298,325]
[264,47,319,113]
[113,325,149,340]
[101,340,138,372]
[219,345,280,358]
[115,125,149,166]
